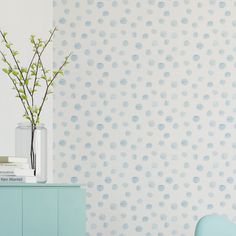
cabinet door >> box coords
[58,188,86,236]
[23,187,57,236]
[0,187,22,236]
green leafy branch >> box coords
[0,28,70,126]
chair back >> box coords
[195,215,236,236]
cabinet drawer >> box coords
[58,188,86,236]
[23,187,57,236]
[0,187,22,236]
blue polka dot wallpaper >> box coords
[53,0,236,235]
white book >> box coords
[0,176,36,183]
[0,163,29,168]
[0,156,28,163]
[0,166,31,170]
[0,169,34,176]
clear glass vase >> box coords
[15,123,47,183]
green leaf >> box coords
[21,94,27,100]
[2,68,9,74]
[24,79,29,85]
[58,70,64,75]
[36,117,40,124]
[23,114,31,121]
[5,43,11,49]
[21,67,27,73]
[12,50,18,56]
[47,77,52,83]
[12,70,19,76]
[30,64,35,70]
[30,35,35,44]
[53,69,64,76]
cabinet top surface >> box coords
[0,183,82,187]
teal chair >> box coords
[195,215,236,236]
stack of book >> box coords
[0,156,36,183]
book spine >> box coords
[0,163,29,167]
[0,170,34,176]
[0,176,36,183]
[0,156,28,163]
[0,166,30,170]
[0,170,15,174]
[0,176,25,182]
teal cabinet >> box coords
[0,188,22,236]
[23,188,58,236]
[0,184,85,236]
[58,188,86,236]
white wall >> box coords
[0,0,53,181]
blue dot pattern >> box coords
[53,0,236,235]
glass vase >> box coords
[15,123,47,183]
